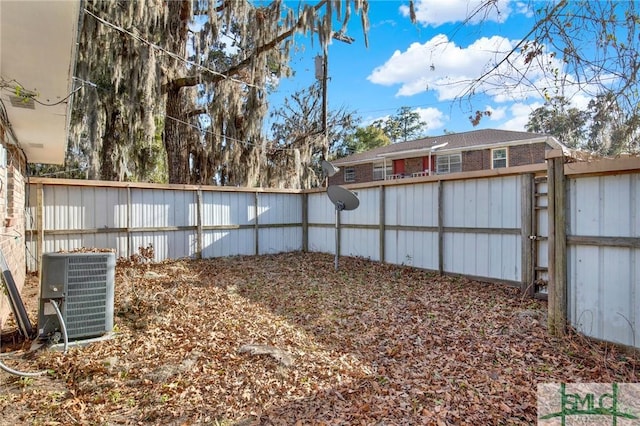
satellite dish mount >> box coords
[321,160,340,178]
[326,185,360,270]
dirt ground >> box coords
[0,252,638,425]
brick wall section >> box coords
[509,142,546,166]
[328,163,374,185]
[0,143,28,330]
[463,142,547,172]
[329,142,549,185]
[462,150,489,172]
[405,157,423,175]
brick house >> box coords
[328,129,564,185]
[0,1,80,327]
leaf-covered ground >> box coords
[0,252,638,425]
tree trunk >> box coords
[100,103,121,181]
[164,86,191,183]
[162,0,192,184]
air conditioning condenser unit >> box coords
[38,252,116,341]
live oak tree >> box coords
[265,82,358,189]
[72,0,369,184]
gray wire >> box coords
[49,300,69,354]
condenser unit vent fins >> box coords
[38,253,116,341]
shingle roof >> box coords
[333,128,559,165]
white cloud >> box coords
[367,33,568,108]
[365,106,446,132]
[485,105,507,121]
[399,0,513,27]
[514,1,534,18]
[371,19,397,29]
[499,102,541,131]
[415,107,446,130]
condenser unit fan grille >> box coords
[65,256,111,338]
[38,252,116,341]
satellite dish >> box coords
[321,160,340,177]
[327,185,359,211]
[326,185,360,270]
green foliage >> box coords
[337,125,390,157]
[585,93,640,155]
[373,106,428,143]
[526,95,640,154]
[526,97,589,149]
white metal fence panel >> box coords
[201,191,255,258]
[341,228,379,260]
[385,229,438,269]
[129,188,197,260]
[307,192,334,224]
[385,183,438,227]
[26,185,131,270]
[443,176,520,228]
[569,245,639,347]
[339,187,379,260]
[384,183,438,269]
[130,231,194,260]
[567,173,640,348]
[340,187,379,226]
[570,175,639,237]
[202,229,255,258]
[257,193,303,254]
[441,176,522,282]
[259,227,303,254]
[444,232,520,281]
[307,192,335,253]
[202,191,253,227]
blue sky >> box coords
[267,0,570,136]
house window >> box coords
[372,162,391,180]
[492,148,508,169]
[436,154,461,174]
[344,167,355,182]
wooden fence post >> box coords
[254,191,259,255]
[379,185,385,263]
[521,173,535,296]
[196,189,203,259]
[438,179,444,275]
[302,193,308,252]
[126,186,132,258]
[547,151,567,336]
[36,183,44,274]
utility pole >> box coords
[316,31,355,164]
[316,53,329,162]
[315,31,353,187]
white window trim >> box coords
[372,162,391,181]
[491,147,508,169]
[436,153,462,175]
[344,167,356,183]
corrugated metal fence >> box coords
[26,155,640,348]
[551,156,640,349]
[26,184,303,270]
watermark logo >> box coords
[538,383,640,425]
